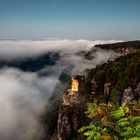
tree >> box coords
[78,101,140,140]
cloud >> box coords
[0,68,59,140]
[0,39,123,60]
[60,49,120,74]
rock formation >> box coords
[57,104,83,140]
[104,82,112,95]
[56,76,84,140]
[121,87,134,107]
[91,79,98,94]
[116,47,136,55]
[62,89,81,106]
[62,76,82,106]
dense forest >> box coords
[78,49,140,140]
[80,49,140,104]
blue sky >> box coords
[0,0,140,40]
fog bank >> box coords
[0,39,123,139]
[0,39,122,60]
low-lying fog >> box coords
[0,39,122,139]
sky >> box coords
[0,0,140,40]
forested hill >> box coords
[80,49,140,104]
[77,47,140,140]
[94,40,140,50]
[42,45,140,140]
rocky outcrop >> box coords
[104,82,112,95]
[116,47,136,55]
[62,89,81,106]
[57,104,84,140]
[55,76,85,140]
[121,87,134,107]
[91,79,98,95]
[57,89,84,140]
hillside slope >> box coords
[42,49,140,140]
[81,49,140,103]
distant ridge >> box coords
[94,40,140,50]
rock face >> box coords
[62,89,81,106]
[57,104,83,140]
[121,87,134,107]
[62,75,83,106]
[116,47,136,55]
[55,76,84,140]
[91,79,98,95]
[57,90,83,140]
[57,110,71,140]
[104,82,112,95]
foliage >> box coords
[82,49,140,103]
[78,101,140,140]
